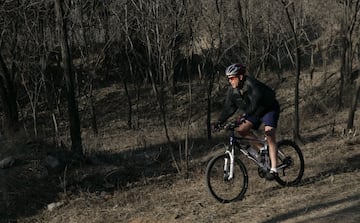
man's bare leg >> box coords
[265,126,277,170]
[235,121,262,150]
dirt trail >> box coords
[15,133,359,223]
[4,75,359,223]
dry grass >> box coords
[1,70,360,223]
[17,134,360,223]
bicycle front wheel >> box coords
[205,153,248,203]
[275,140,305,186]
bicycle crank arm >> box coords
[277,163,288,170]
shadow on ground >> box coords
[1,136,359,222]
[262,193,360,223]
[0,135,219,222]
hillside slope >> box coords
[17,110,359,223]
[1,70,359,223]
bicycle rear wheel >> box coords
[275,140,304,186]
[205,153,248,203]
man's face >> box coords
[228,75,243,88]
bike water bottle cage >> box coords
[260,146,268,154]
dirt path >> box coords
[18,137,359,223]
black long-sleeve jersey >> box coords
[217,75,277,124]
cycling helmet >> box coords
[225,63,246,77]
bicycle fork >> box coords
[224,148,235,181]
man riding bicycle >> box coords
[213,63,280,180]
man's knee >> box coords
[265,127,276,137]
[236,122,252,135]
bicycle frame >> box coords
[207,124,305,202]
[224,130,269,180]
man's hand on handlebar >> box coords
[212,115,247,132]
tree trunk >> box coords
[347,81,360,129]
[339,36,349,109]
[282,0,303,143]
[293,40,302,143]
[54,0,83,155]
[321,45,328,84]
[122,77,132,129]
[0,51,19,136]
[206,71,214,140]
[338,0,360,108]
[88,79,98,135]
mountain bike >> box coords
[205,122,305,203]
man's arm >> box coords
[217,88,237,124]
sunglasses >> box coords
[228,76,238,81]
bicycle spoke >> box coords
[275,140,304,186]
[206,154,248,203]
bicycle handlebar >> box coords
[223,122,238,131]
[212,121,239,133]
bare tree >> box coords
[279,0,304,143]
[0,51,19,136]
[336,0,360,130]
[16,1,53,137]
[71,0,111,135]
[338,0,360,109]
[54,0,83,154]
[0,1,25,137]
[20,71,44,136]
[347,80,360,129]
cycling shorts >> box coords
[245,100,280,129]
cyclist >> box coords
[213,63,280,180]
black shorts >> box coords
[245,100,280,129]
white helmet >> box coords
[225,64,246,77]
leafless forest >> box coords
[0,0,359,222]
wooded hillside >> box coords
[0,0,359,148]
[0,1,360,222]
